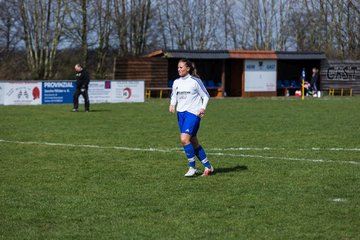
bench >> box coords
[277,80,301,96]
[281,87,302,96]
[207,87,224,98]
[328,88,353,96]
[145,87,172,99]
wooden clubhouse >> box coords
[113,50,359,97]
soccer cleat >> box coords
[72,109,78,112]
[202,166,214,176]
[184,167,198,177]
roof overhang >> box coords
[144,50,326,60]
[276,51,326,60]
[144,50,230,59]
[228,50,277,59]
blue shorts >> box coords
[177,111,201,136]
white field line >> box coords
[0,139,174,153]
[206,152,359,165]
[0,139,359,165]
[331,198,348,203]
[208,147,360,152]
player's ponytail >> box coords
[191,62,200,78]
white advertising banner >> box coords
[3,82,42,105]
[79,80,144,103]
[244,60,277,92]
[0,80,144,105]
[0,82,4,105]
[80,80,113,103]
[111,80,145,103]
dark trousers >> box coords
[311,83,318,92]
[73,88,90,111]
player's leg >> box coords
[178,112,197,176]
[191,136,214,176]
[72,89,81,111]
[181,133,197,176]
[83,89,90,112]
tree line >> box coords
[0,0,359,80]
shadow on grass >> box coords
[214,165,248,175]
[86,109,112,112]
[90,109,111,112]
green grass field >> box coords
[1,97,359,239]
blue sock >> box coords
[195,146,211,168]
[183,143,196,168]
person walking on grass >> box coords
[169,59,214,177]
[73,63,90,112]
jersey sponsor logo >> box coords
[177,91,191,95]
[177,91,190,100]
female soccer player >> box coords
[169,59,214,177]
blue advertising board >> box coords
[42,81,75,104]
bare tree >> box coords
[80,0,88,65]
[132,0,151,55]
[156,0,220,50]
[169,0,190,49]
[347,0,360,59]
[192,0,219,49]
[275,0,294,50]
[285,0,359,59]
[246,0,276,50]
[2,0,360,81]
[211,0,249,49]
[113,0,152,56]
[93,0,113,78]
[0,1,22,53]
[0,1,25,79]
[113,0,127,54]
[217,0,239,49]
[156,0,175,49]
[63,0,98,66]
[238,0,250,49]
[18,0,67,79]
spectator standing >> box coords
[73,64,90,112]
[310,67,319,96]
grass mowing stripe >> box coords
[1,138,359,165]
[1,98,359,239]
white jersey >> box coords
[170,74,210,115]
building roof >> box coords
[276,51,326,60]
[228,50,277,59]
[145,49,326,60]
[144,49,230,59]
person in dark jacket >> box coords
[73,63,90,112]
[310,67,319,96]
